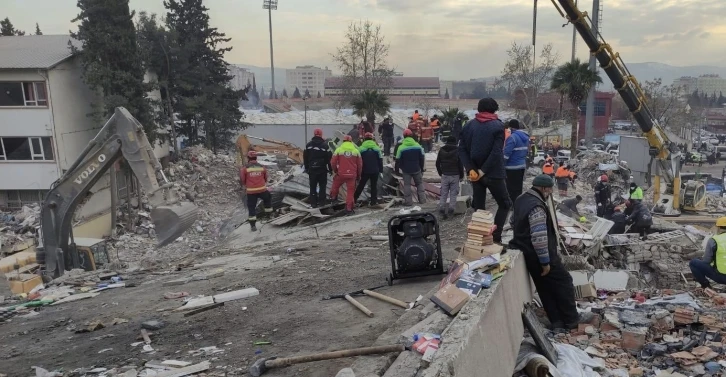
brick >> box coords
[629,367,644,376]
[601,322,620,332]
[674,308,697,325]
[621,328,647,354]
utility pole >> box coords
[263,0,278,99]
[571,0,578,63]
[532,0,538,126]
[584,0,600,147]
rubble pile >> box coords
[569,150,630,192]
[0,205,40,254]
[625,242,700,288]
[705,194,726,212]
[555,289,726,376]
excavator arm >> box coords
[38,107,198,278]
[550,0,686,210]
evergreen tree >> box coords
[317,91,322,98]
[269,89,275,100]
[260,86,266,99]
[304,89,310,98]
[292,87,301,98]
[71,0,156,139]
[35,23,42,35]
[282,88,288,98]
[164,0,246,151]
[444,88,450,99]
[718,91,725,106]
[0,17,25,36]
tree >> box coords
[550,59,602,153]
[351,90,390,123]
[501,42,558,130]
[164,0,247,152]
[441,107,465,129]
[331,20,393,104]
[304,89,310,98]
[317,91,322,98]
[35,23,42,35]
[71,0,156,139]
[444,88,450,99]
[260,86,266,99]
[416,97,436,119]
[281,88,288,98]
[292,87,301,99]
[0,17,25,36]
[642,78,687,129]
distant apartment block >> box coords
[672,76,698,94]
[286,66,332,97]
[324,77,440,97]
[697,74,726,96]
[228,65,256,91]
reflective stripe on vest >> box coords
[712,233,726,273]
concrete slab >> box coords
[593,270,629,291]
[192,254,273,270]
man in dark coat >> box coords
[353,133,383,205]
[303,128,332,208]
[378,117,395,157]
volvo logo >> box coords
[73,154,106,184]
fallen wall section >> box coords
[422,250,533,377]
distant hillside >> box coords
[232,64,289,92]
[598,62,726,90]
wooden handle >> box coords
[363,289,409,309]
[266,344,405,368]
[345,294,374,317]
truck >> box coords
[38,108,198,279]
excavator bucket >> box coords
[151,202,199,247]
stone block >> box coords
[621,327,647,354]
[399,310,451,345]
[381,351,420,377]
[453,196,471,214]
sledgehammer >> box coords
[249,344,405,376]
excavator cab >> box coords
[682,180,706,212]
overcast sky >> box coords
[3,0,725,79]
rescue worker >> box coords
[412,110,420,121]
[452,114,465,142]
[395,129,426,206]
[407,117,420,142]
[503,118,529,202]
[689,217,726,289]
[629,182,644,202]
[240,151,272,231]
[430,114,441,143]
[378,117,395,157]
[594,174,611,217]
[303,128,333,208]
[393,136,403,161]
[557,195,583,219]
[330,135,362,215]
[353,133,383,206]
[608,206,627,234]
[509,175,591,330]
[436,136,464,219]
[555,164,571,197]
[542,158,555,178]
[458,98,511,243]
[420,120,434,153]
[357,121,374,146]
[625,199,652,239]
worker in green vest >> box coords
[629,182,644,202]
[689,217,726,289]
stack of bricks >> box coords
[462,210,502,258]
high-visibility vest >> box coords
[542,163,554,175]
[555,166,569,178]
[430,119,440,130]
[412,113,420,121]
[712,233,726,273]
[630,187,644,200]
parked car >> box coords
[533,151,547,166]
[556,150,571,164]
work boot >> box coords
[250,221,257,232]
[311,202,318,209]
[565,312,596,330]
[447,208,455,217]
[438,208,448,220]
[346,210,355,216]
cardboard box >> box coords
[7,273,43,294]
[460,243,503,262]
[574,282,597,300]
[431,283,470,315]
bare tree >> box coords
[416,97,437,119]
[501,42,559,130]
[331,20,393,106]
[642,78,687,130]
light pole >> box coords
[303,95,309,143]
[263,0,278,99]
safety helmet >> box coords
[247,151,257,159]
[600,174,608,182]
[364,132,374,140]
[314,128,323,137]
[716,217,726,228]
[343,135,353,142]
[403,129,413,137]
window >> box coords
[0,190,48,210]
[579,100,607,116]
[0,137,54,161]
[0,82,48,107]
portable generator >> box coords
[386,212,444,285]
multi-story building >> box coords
[286,66,331,97]
[228,65,255,91]
[672,76,698,94]
[324,77,440,97]
[697,74,726,96]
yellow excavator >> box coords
[235,134,303,166]
[550,0,706,215]
[38,108,198,278]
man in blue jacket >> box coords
[458,98,511,243]
[504,119,530,202]
[354,132,384,205]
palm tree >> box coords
[551,59,602,153]
[350,90,391,123]
[441,107,465,128]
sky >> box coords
[3,0,726,80]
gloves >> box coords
[468,169,484,182]
[579,216,587,223]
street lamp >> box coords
[263,0,278,99]
[303,94,309,142]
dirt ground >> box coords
[0,204,469,377]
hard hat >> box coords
[364,132,374,140]
[579,216,587,223]
[600,174,608,182]
[247,151,257,159]
[314,128,323,137]
[716,217,726,228]
[403,129,413,137]
[343,135,353,142]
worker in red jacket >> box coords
[330,135,363,215]
[240,151,272,231]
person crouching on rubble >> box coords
[608,205,627,234]
[689,217,726,289]
[625,199,652,239]
[240,151,273,232]
[509,174,592,330]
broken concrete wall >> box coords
[627,243,695,288]
[421,250,532,377]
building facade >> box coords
[228,65,255,92]
[697,74,726,96]
[672,76,698,94]
[578,91,616,139]
[324,77,440,97]
[286,66,331,97]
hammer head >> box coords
[249,357,272,377]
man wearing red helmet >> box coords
[240,151,272,231]
[594,174,612,217]
[304,128,333,208]
[330,135,363,214]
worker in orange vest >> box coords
[412,110,420,121]
[542,159,555,178]
[555,164,572,197]
[420,120,434,152]
[430,115,441,143]
[407,117,420,142]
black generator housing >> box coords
[386,212,444,285]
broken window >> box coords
[0,137,54,161]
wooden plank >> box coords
[141,329,152,344]
[153,361,211,377]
